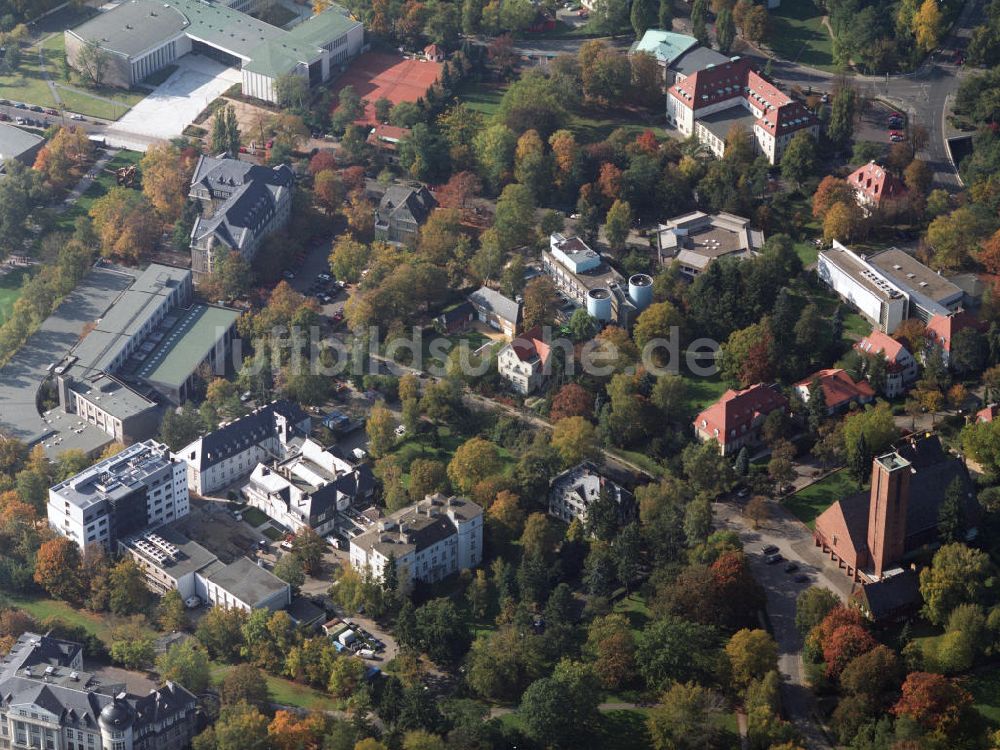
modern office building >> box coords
[349,493,483,585]
[548,461,635,527]
[242,437,376,537]
[65,0,363,103]
[47,440,189,554]
[0,632,198,750]
[188,156,295,280]
[175,400,312,495]
[666,56,819,164]
[655,211,765,277]
[53,264,241,446]
[817,241,964,333]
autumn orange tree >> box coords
[550,383,595,422]
[33,537,85,603]
[89,187,160,263]
[141,142,197,223]
[267,710,327,750]
[313,169,343,215]
[32,126,93,189]
[811,175,854,220]
[893,671,972,735]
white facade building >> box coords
[47,441,189,555]
[548,461,635,527]
[497,332,550,395]
[350,494,483,585]
[175,400,311,496]
[242,437,375,537]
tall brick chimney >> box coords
[866,451,911,578]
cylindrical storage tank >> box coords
[628,273,654,310]
[586,288,613,321]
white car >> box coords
[394,424,406,437]
[69,113,84,121]
[352,447,368,461]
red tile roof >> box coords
[977,404,999,423]
[367,123,411,152]
[796,368,875,410]
[847,161,907,207]
[424,44,443,58]
[693,383,788,446]
[926,311,980,353]
[669,57,818,137]
[855,329,908,368]
[510,326,551,365]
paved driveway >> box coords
[716,499,852,750]
[108,56,242,142]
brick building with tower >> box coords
[813,434,978,583]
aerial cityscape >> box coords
[0,0,998,748]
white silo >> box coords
[628,274,654,310]
[586,288,613,321]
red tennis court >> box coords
[331,52,442,125]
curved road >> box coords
[758,0,985,189]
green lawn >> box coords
[455,80,506,116]
[38,33,146,120]
[56,150,144,231]
[795,239,820,267]
[211,664,340,711]
[0,266,35,324]
[842,312,872,339]
[239,506,269,527]
[0,593,157,645]
[968,668,1000,726]
[682,372,731,416]
[613,592,651,635]
[784,469,861,529]
[262,525,285,541]
[767,0,838,72]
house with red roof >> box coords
[794,368,875,416]
[497,327,551,394]
[424,44,445,62]
[977,404,999,423]
[847,161,907,214]
[367,123,411,165]
[855,329,918,398]
[693,383,789,456]
[666,56,819,164]
[926,310,982,367]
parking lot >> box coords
[856,98,907,151]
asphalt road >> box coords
[715,498,852,750]
[759,0,985,189]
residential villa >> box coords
[693,383,789,455]
[855,329,919,398]
[794,368,875,415]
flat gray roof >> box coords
[204,557,287,606]
[698,105,757,142]
[68,0,190,59]
[50,440,174,510]
[68,373,155,421]
[868,248,963,305]
[670,46,730,77]
[0,123,42,161]
[132,304,239,390]
[0,265,135,456]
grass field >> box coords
[0,593,158,644]
[795,239,820,267]
[842,312,871,339]
[0,266,35,324]
[210,664,340,711]
[39,34,146,120]
[240,506,269,527]
[683,372,731,416]
[968,668,1000,726]
[784,469,860,528]
[768,0,838,72]
[456,80,506,116]
[56,149,144,231]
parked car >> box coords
[69,113,84,120]
[239,390,252,402]
[29,105,42,112]
[317,272,331,281]
[890,133,905,142]
[784,562,799,573]
[394,424,406,437]
[764,553,783,565]
[761,544,779,556]
[14,102,26,109]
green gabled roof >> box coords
[632,29,698,65]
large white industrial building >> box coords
[65,0,364,104]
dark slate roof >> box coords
[858,570,922,620]
[437,301,474,327]
[469,286,521,325]
[376,185,436,227]
[190,156,294,253]
[192,400,310,470]
[669,45,731,77]
[0,634,195,733]
[286,596,326,626]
